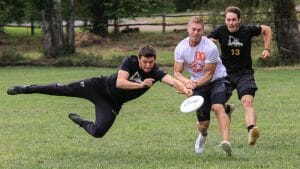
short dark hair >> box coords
[225,6,241,19]
[138,45,156,59]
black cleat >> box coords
[68,113,84,127]
[7,85,28,95]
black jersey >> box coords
[105,55,167,104]
[208,25,261,74]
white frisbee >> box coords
[180,95,204,113]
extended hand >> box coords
[141,78,155,88]
[261,49,270,59]
[185,80,197,90]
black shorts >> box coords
[193,77,232,122]
[228,70,257,99]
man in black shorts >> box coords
[208,6,272,145]
[7,45,192,138]
[174,16,234,156]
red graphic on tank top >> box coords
[190,51,206,73]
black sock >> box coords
[247,125,255,132]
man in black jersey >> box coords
[7,45,192,138]
[208,6,272,145]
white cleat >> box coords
[195,133,207,154]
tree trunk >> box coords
[273,0,300,64]
[41,0,64,58]
[66,0,76,54]
[30,19,35,36]
[88,0,109,36]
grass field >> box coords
[0,66,299,169]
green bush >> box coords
[54,52,124,67]
[0,48,25,64]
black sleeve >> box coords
[152,67,167,82]
[249,25,262,37]
[119,56,131,72]
[207,26,221,39]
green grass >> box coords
[0,67,299,169]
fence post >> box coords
[162,13,166,33]
[30,20,35,36]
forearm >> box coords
[116,79,144,89]
[262,25,272,50]
[194,73,212,87]
[174,71,190,84]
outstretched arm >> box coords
[260,25,272,59]
[161,74,193,96]
[174,62,197,90]
[116,70,154,89]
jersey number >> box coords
[231,49,240,56]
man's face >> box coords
[138,56,156,73]
[187,22,204,45]
[225,12,240,32]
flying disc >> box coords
[180,95,204,113]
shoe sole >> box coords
[249,127,260,145]
[221,142,232,156]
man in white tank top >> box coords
[174,16,234,156]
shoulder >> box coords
[241,25,261,31]
[208,25,227,38]
[122,55,138,63]
[119,55,138,70]
[212,25,227,32]
[175,37,189,52]
[176,37,189,47]
[202,37,218,49]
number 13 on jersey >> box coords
[231,49,240,56]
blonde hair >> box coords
[188,16,204,27]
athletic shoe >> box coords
[220,140,232,156]
[248,126,260,145]
[195,133,207,154]
[68,113,84,127]
[225,103,235,121]
[7,85,28,95]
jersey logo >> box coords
[129,71,142,83]
[190,51,205,73]
[228,36,243,47]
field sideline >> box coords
[0,67,299,169]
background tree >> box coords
[38,0,75,58]
[273,0,300,64]
[0,0,25,34]
[24,1,41,36]
[75,0,174,36]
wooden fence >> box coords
[3,11,300,33]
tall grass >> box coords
[0,67,299,169]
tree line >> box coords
[0,0,299,65]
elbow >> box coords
[207,74,213,82]
[116,79,122,89]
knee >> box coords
[91,126,108,138]
[93,133,105,138]
[92,130,106,138]
[241,95,254,107]
[211,104,225,115]
[197,121,209,131]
